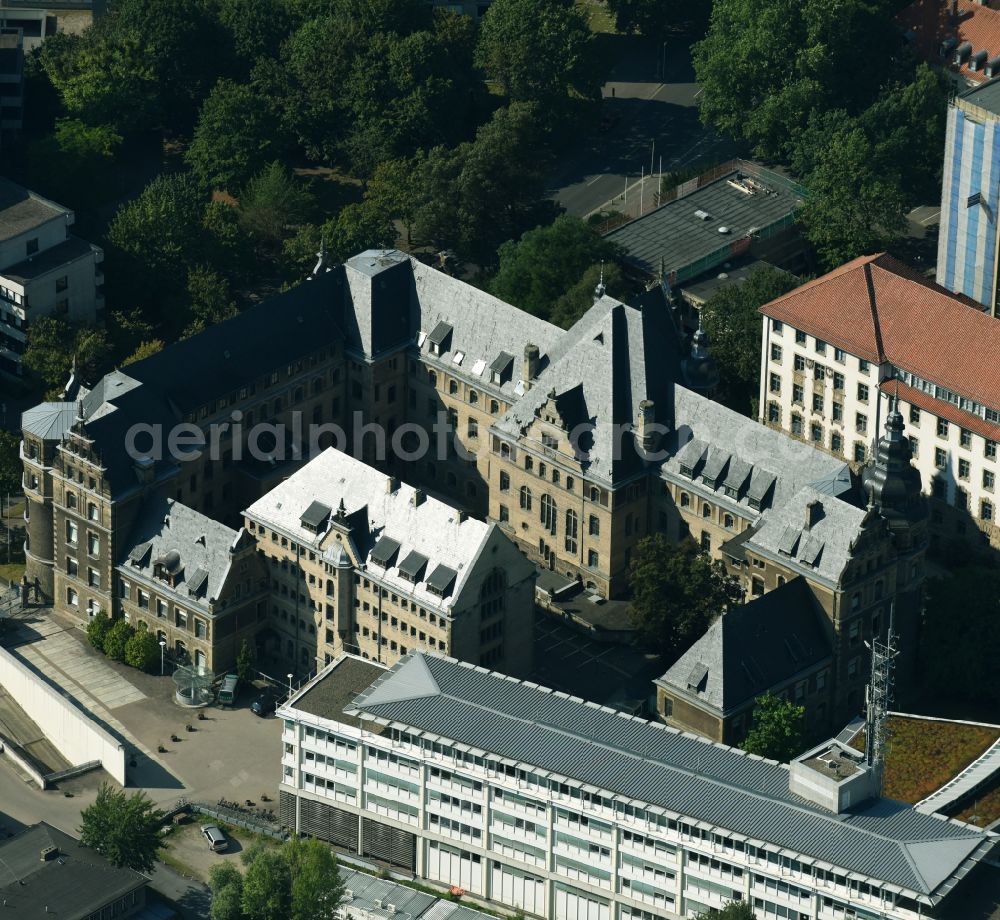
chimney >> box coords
[457,510,467,524]
[523,344,540,388]
[804,499,823,530]
[40,845,58,861]
[386,475,399,493]
[950,0,958,21]
[635,399,657,453]
[411,489,425,507]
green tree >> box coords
[24,118,122,209]
[796,120,908,270]
[476,0,601,110]
[217,0,292,67]
[122,340,165,366]
[103,618,135,663]
[79,783,164,872]
[235,638,256,683]
[185,267,238,338]
[86,609,111,653]
[22,318,112,394]
[365,157,420,245]
[742,692,806,762]
[187,79,287,191]
[697,903,757,920]
[124,622,161,672]
[550,261,628,329]
[692,0,901,160]
[239,161,314,249]
[0,430,19,495]
[701,265,798,415]
[920,566,1000,707]
[286,837,345,920]
[241,845,292,920]
[628,536,743,658]
[489,215,622,320]
[209,862,245,920]
[107,173,207,279]
[607,0,710,37]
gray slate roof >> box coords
[743,487,874,587]
[495,292,680,484]
[21,401,78,440]
[0,178,68,244]
[346,653,994,900]
[657,577,832,713]
[0,823,146,920]
[662,385,855,520]
[338,868,497,920]
[605,171,800,279]
[118,496,245,607]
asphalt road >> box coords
[549,35,740,218]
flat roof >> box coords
[0,178,69,243]
[960,74,1000,117]
[606,170,801,279]
[344,653,996,902]
[2,235,96,284]
[289,655,387,728]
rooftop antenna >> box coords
[864,599,898,797]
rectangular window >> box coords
[587,549,599,568]
[831,432,842,453]
[834,348,846,362]
[792,384,803,405]
[156,598,167,618]
[984,470,995,491]
[66,557,78,577]
[768,402,780,423]
[982,500,994,522]
[859,359,870,373]
[857,383,869,402]
[195,618,208,639]
[959,459,971,480]
[937,418,949,438]
[770,344,782,362]
[795,330,806,344]
[833,372,845,391]
[769,373,781,394]
[176,609,188,629]
[854,443,866,462]
[855,413,867,434]
[832,402,843,422]
[987,439,997,460]
[791,414,802,435]
[589,515,600,536]
[961,428,973,448]
[909,436,918,458]
[87,532,99,556]
[87,567,100,588]
[773,320,783,334]
[909,406,920,425]
[66,520,78,545]
[935,447,947,470]
[67,587,78,607]
[793,355,805,372]
[812,393,823,412]
[138,590,150,610]
[815,339,826,355]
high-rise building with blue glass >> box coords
[936,79,1000,314]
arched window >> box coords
[566,476,574,492]
[540,494,557,535]
[520,485,532,511]
[565,509,578,553]
[702,503,712,518]
[724,513,735,529]
[490,399,499,414]
[552,469,560,485]
[469,390,479,405]
[428,371,437,387]
[480,569,506,619]
[449,379,459,395]
[500,442,511,459]
[680,492,690,508]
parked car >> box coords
[201,824,228,852]
[218,674,239,706]
[250,691,278,717]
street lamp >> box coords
[287,672,294,698]
[159,639,166,676]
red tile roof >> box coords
[761,253,1000,411]
[881,380,1000,442]
[897,0,1000,83]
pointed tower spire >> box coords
[312,235,331,277]
[861,387,924,531]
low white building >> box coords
[759,252,1000,550]
[277,652,996,920]
[0,177,103,378]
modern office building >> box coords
[0,177,104,378]
[245,446,536,677]
[936,78,1000,311]
[277,652,997,920]
[760,251,1000,551]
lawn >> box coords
[953,776,1000,828]
[851,716,1000,804]
[576,0,618,34]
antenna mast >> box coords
[865,600,898,797]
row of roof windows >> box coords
[420,323,518,388]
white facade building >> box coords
[277,653,996,920]
[0,177,103,378]
[759,252,1000,549]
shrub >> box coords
[124,622,161,672]
[86,609,111,652]
[103,618,135,662]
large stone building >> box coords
[276,651,997,920]
[0,178,104,378]
[245,447,536,677]
[759,251,1000,552]
[21,249,927,703]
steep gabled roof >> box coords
[760,253,1000,411]
[656,577,832,713]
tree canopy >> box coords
[476,0,602,111]
[628,535,743,659]
[22,317,111,394]
[701,265,799,415]
[209,838,345,920]
[489,215,623,322]
[79,783,164,873]
[697,903,757,920]
[693,0,902,161]
[741,692,806,762]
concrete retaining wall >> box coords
[0,735,47,788]
[0,646,125,785]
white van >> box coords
[201,824,228,852]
